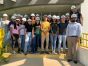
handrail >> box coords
[80,33,88,48]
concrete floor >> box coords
[0,54,84,66]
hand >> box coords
[32,35,35,38]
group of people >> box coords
[0,5,83,64]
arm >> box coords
[80,14,83,26]
[77,24,82,38]
[66,24,69,37]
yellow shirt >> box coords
[41,21,50,32]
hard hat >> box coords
[56,16,60,19]
[11,16,16,19]
[61,15,66,19]
[48,15,52,18]
[71,5,76,9]
[3,13,8,17]
[22,18,27,21]
[27,19,32,22]
[66,13,70,16]
[71,14,77,18]
[36,17,40,21]
[31,13,35,16]
[52,15,57,19]
[36,14,39,17]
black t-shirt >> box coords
[51,22,58,34]
[58,23,68,35]
[24,22,32,32]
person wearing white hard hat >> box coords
[19,18,26,53]
[70,5,83,26]
[66,14,82,64]
[41,15,50,54]
[30,13,36,25]
[56,16,60,24]
[24,18,32,55]
[50,15,58,54]
[36,14,39,17]
[22,18,27,22]
[58,15,68,54]
[1,13,10,49]
[65,13,70,24]
[47,14,52,22]
[35,16,41,51]
[10,17,21,54]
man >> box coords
[24,19,32,55]
[1,14,10,49]
[65,13,70,24]
[41,15,50,54]
[66,14,82,64]
[58,15,68,54]
[70,5,83,26]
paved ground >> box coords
[0,54,84,66]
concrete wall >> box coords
[78,47,88,66]
[81,0,88,33]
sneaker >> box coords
[52,52,57,55]
[40,51,45,54]
[73,60,78,64]
[12,51,16,54]
[45,51,50,54]
[67,59,72,62]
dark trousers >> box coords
[31,35,36,53]
[11,34,20,50]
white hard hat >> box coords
[48,15,52,18]
[52,15,57,19]
[43,15,47,17]
[16,19,20,21]
[13,14,17,17]
[22,18,27,22]
[66,13,70,16]
[61,15,66,19]
[24,14,28,18]
[36,14,39,17]
[36,17,40,21]
[31,13,35,16]
[11,16,16,19]
[71,5,76,9]
[56,16,60,19]
[27,19,32,22]
[71,14,77,18]
[3,13,8,17]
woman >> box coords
[10,19,20,54]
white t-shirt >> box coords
[19,25,25,35]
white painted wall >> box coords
[78,47,88,66]
[81,0,88,33]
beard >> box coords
[71,20,76,22]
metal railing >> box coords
[80,33,88,48]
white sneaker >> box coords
[52,52,57,55]
[12,51,16,54]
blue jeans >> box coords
[24,32,32,53]
[58,35,67,52]
[31,34,36,53]
[36,34,41,50]
[50,34,57,52]
[3,31,10,48]
[20,35,25,51]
